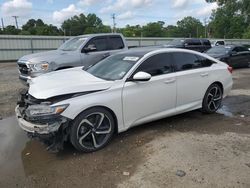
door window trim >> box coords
[126,52,175,81]
[82,36,109,53]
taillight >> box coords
[227,66,233,74]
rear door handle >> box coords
[164,78,176,84]
[103,53,110,58]
[200,73,209,77]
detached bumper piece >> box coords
[15,90,71,152]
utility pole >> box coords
[197,26,199,38]
[1,18,4,30]
[111,13,116,33]
[12,16,19,29]
[204,17,207,38]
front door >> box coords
[122,53,177,128]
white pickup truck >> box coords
[17,33,128,82]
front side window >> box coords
[134,53,173,76]
[85,37,108,52]
[109,36,124,50]
[59,37,86,51]
[172,52,202,71]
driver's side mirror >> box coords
[132,72,151,82]
[83,44,97,53]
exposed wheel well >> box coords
[76,106,119,134]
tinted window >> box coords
[202,40,211,46]
[216,41,225,45]
[134,53,173,76]
[185,39,201,46]
[109,36,124,50]
[86,37,108,51]
[173,52,202,71]
[236,46,249,52]
[196,56,215,67]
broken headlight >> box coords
[26,104,69,117]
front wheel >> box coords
[202,83,223,114]
[70,107,115,152]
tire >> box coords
[70,107,115,152]
[201,83,223,114]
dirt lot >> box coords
[0,63,24,118]
[0,63,250,188]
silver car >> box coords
[17,33,128,82]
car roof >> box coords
[75,33,123,38]
[116,46,163,57]
[116,46,208,57]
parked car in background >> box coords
[211,40,225,47]
[16,48,233,152]
[17,33,128,82]
[243,44,250,50]
[165,38,211,52]
[206,45,250,68]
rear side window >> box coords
[109,36,125,50]
[202,40,211,46]
[134,53,173,76]
[185,39,201,46]
[172,52,202,71]
[196,55,215,67]
[86,37,108,51]
[216,41,225,45]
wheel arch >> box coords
[74,105,119,134]
[211,81,224,94]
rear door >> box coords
[172,52,214,110]
[122,53,177,127]
[80,36,111,69]
[107,35,126,55]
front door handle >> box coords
[164,78,176,84]
[200,73,209,77]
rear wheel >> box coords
[70,107,115,152]
[202,83,223,113]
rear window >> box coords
[109,36,125,50]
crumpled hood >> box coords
[19,50,79,63]
[28,67,114,99]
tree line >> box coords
[0,0,250,38]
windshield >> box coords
[206,46,231,54]
[59,37,86,51]
[86,54,142,80]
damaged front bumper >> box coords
[15,106,65,134]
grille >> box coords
[17,63,29,75]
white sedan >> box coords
[16,48,233,152]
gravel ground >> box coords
[0,63,24,118]
[0,63,249,188]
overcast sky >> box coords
[0,0,218,28]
